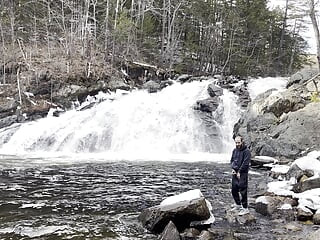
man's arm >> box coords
[238,149,251,173]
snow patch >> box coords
[160,189,203,206]
[255,196,269,204]
[279,204,292,210]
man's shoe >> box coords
[230,204,242,211]
[238,208,249,216]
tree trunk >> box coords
[0,21,5,84]
[278,0,289,71]
[308,0,320,71]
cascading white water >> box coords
[248,77,288,100]
[0,80,241,162]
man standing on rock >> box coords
[230,136,251,215]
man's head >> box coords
[235,136,243,149]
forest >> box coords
[0,0,319,82]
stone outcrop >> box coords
[234,85,320,159]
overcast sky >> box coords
[268,0,317,54]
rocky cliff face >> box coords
[234,69,320,160]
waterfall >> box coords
[248,77,288,100]
[0,80,241,162]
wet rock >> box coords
[226,209,256,225]
[107,76,130,91]
[207,227,231,239]
[274,205,296,221]
[159,221,180,240]
[297,206,313,221]
[313,209,320,225]
[177,74,192,83]
[292,177,320,193]
[160,80,174,89]
[180,228,200,239]
[284,222,302,232]
[306,228,320,240]
[142,80,161,93]
[286,164,314,181]
[195,98,220,113]
[198,230,214,240]
[255,196,281,216]
[0,115,18,129]
[138,197,210,233]
[207,84,223,98]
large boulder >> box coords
[138,190,211,234]
[234,100,320,159]
[287,69,318,88]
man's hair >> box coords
[234,136,243,142]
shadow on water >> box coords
[0,158,317,239]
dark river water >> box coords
[0,157,318,240]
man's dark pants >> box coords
[231,172,248,208]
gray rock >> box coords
[180,228,200,239]
[159,221,181,240]
[207,84,223,98]
[226,209,256,225]
[0,99,18,113]
[195,98,220,113]
[0,115,18,129]
[297,207,313,221]
[234,101,320,159]
[287,69,319,88]
[306,229,320,240]
[107,76,130,91]
[292,177,320,193]
[142,80,161,93]
[255,196,281,216]
[286,164,306,181]
[138,197,210,233]
[198,230,215,240]
[251,156,277,168]
[177,74,192,83]
[313,209,320,225]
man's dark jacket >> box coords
[230,145,251,173]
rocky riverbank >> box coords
[234,68,320,161]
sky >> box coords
[268,0,317,54]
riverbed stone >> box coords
[195,97,220,113]
[313,209,320,225]
[198,230,214,240]
[226,209,256,225]
[286,164,314,181]
[207,84,223,98]
[255,196,281,216]
[142,80,161,93]
[306,228,320,240]
[159,221,180,240]
[292,177,320,193]
[297,206,313,221]
[138,197,210,233]
[180,228,200,239]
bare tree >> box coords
[307,0,320,70]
